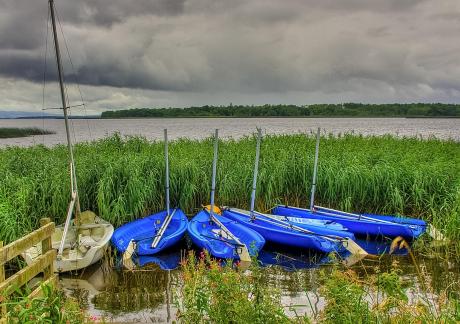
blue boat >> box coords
[112,208,188,255]
[273,127,427,241]
[272,205,426,240]
[229,208,355,240]
[187,129,265,261]
[188,209,265,259]
[223,208,343,254]
[221,129,366,256]
[112,129,189,258]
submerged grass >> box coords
[0,133,458,247]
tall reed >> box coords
[0,133,458,245]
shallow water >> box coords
[0,117,459,147]
[60,239,459,323]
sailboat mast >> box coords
[250,128,262,218]
[49,0,80,214]
[209,129,218,213]
[309,127,320,210]
[164,129,170,217]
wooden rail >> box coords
[0,218,58,323]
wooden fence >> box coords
[0,218,58,323]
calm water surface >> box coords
[60,240,459,323]
[0,118,459,147]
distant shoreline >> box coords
[100,103,460,119]
[1,116,459,120]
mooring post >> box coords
[40,218,53,278]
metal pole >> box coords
[250,128,262,218]
[209,129,218,214]
[151,129,174,248]
[309,127,320,210]
[49,0,80,214]
[164,129,170,217]
[207,130,251,263]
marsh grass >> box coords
[175,252,460,323]
[0,127,54,139]
[0,133,458,248]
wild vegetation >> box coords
[4,283,90,323]
[0,127,54,139]
[101,103,460,118]
[175,252,460,323]
[0,133,458,250]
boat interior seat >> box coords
[79,235,100,247]
[51,227,77,250]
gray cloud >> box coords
[0,0,459,113]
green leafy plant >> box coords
[5,283,88,324]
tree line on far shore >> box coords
[101,103,460,118]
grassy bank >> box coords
[0,127,54,139]
[0,133,458,246]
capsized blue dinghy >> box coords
[272,205,426,240]
[112,208,188,255]
[188,209,265,259]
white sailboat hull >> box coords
[23,216,114,273]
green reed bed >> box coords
[0,133,458,247]
[0,127,54,138]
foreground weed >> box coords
[4,283,91,324]
[175,251,290,324]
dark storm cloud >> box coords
[0,0,459,112]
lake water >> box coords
[0,117,459,147]
[60,240,459,323]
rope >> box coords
[56,7,93,141]
[54,6,80,172]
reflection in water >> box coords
[59,240,459,323]
[136,250,183,270]
[92,267,167,314]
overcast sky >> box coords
[1,0,459,115]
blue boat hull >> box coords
[223,209,342,254]
[111,209,188,255]
[187,210,265,259]
[230,208,355,240]
[272,206,426,239]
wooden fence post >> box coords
[0,241,6,320]
[40,218,53,279]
